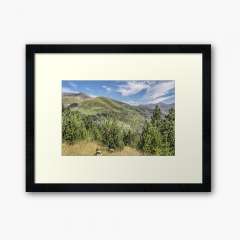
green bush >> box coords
[138,106,176,155]
[160,108,175,155]
[62,105,175,155]
[101,118,124,150]
[62,110,87,144]
[151,105,161,127]
[123,129,139,147]
[139,121,162,155]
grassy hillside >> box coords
[62,92,175,156]
[63,95,151,130]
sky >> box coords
[62,80,175,106]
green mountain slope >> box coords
[62,94,152,130]
[63,92,91,105]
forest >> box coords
[62,104,175,156]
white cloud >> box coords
[115,80,175,104]
[145,81,175,104]
[62,82,80,93]
[146,81,174,100]
[62,86,78,93]
[68,82,79,90]
[148,95,175,104]
[89,94,97,98]
[117,81,149,96]
[102,85,111,92]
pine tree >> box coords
[62,110,87,144]
[101,118,124,150]
[123,129,138,147]
[160,108,175,155]
[151,105,161,127]
[139,121,162,155]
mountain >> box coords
[63,92,90,98]
[62,92,174,130]
[62,92,92,106]
[140,102,175,114]
[62,92,152,130]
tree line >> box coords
[62,105,175,155]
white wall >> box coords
[0,0,239,239]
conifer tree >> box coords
[101,118,124,150]
[139,121,162,155]
[151,105,161,127]
[62,110,87,144]
[160,108,175,155]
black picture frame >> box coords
[26,44,211,192]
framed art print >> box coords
[26,44,211,192]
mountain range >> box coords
[62,92,174,129]
[139,102,175,113]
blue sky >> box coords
[62,80,175,105]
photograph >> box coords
[62,80,175,156]
[26,44,211,192]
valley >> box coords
[62,92,175,156]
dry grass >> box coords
[62,141,142,156]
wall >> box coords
[0,0,239,239]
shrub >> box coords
[160,108,175,155]
[62,110,87,144]
[101,118,124,150]
[139,121,162,155]
[123,129,139,147]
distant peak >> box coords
[62,92,91,98]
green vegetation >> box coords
[63,96,149,128]
[62,95,175,156]
[138,106,175,155]
[62,110,87,144]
